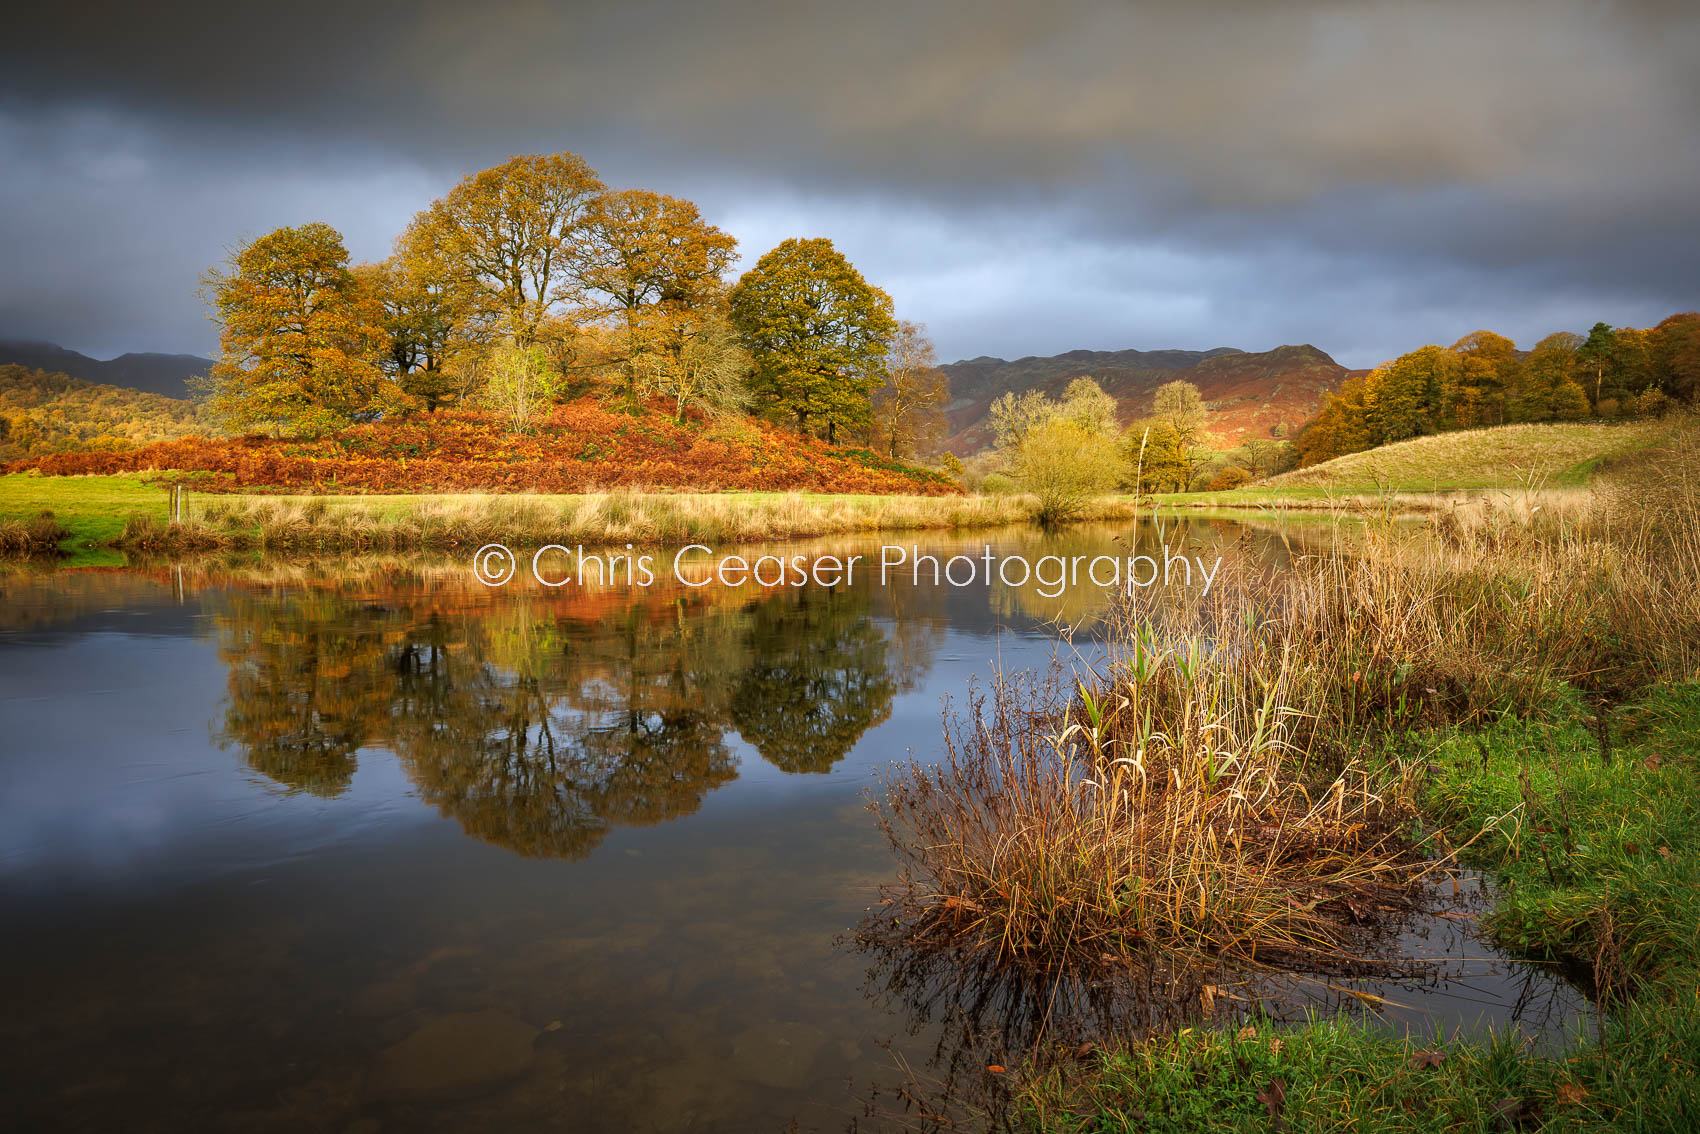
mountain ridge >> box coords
[0,339,210,399]
[939,342,1356,454]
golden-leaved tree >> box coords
[728,237,896,443]
[574,188,739,405]
[409,152,605,348]
[871,320,949,458]
[203,222,396,438]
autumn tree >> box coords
[988,389,1055,449]
[203,222,394,437]
[1150,379,1208,480]
[727,237,896,442]
[1651,312,1700,403]
[1296,374,1373,467]
[479,338,557,433]
[1364,345,1452,442]
[409,153,604,348]
[1445,331,1518,427]
[1013,418,1120,523]
[1122,420,1189,493]
[574,189,738,403]
[632,310,750,422]
[356,251,472,412]
[1152,380,1205,445]
[1059,376,1119,434]
[871,320,950,458]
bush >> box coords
[1205,465,1252,491]
[0,510,69,555]
[1012,419,1120,524]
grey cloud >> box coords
[1,0,1696,364]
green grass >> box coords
[0,472,173,562]
[1018,683,1700,1132]
[1268,421,1674,495]
[1144,420,1680,510]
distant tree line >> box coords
[1298,318,1700,467]
[199,152,948,458]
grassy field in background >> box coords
[0,473,173,548]
[1151,419,1678,510]
[1265,420,1671,493]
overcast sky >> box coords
[2,0,1696,368]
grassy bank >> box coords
[0,473,1144,556]
[1015,687,1700,1132]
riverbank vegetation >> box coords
[0,473,1144,555]
[1014,687,1700,1132]
[868,418,1700,1129]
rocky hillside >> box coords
[940,344,1359,453]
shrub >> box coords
[1205,465,1252,491]
[1012,419,1119,524]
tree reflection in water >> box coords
[210,571,934,857]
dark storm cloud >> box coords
[2,0,1697,364]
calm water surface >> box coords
[0,519,1588,1132]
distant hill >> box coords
[0,340,210,399]
[940,344,1360,454]
[0,364,202,461]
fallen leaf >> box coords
[986,1064,1006,1074]
[1411,1049,1446,1069]
[1658,846,1674,859]
[1491,1096,1531,1130]
[1256,1077,1287,1122]
[1434,911,1477,921]
[1268,1038,1284,1056]
[1623,842,1641,856]
[1074,1042,1095,1059]
[1236,1025,1258,1042]
[1644,754,1663,770]
[1555,1083,1588,1106]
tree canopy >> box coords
[727,237,896,442]
[203,222,395,438]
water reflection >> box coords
[207,570,935,857]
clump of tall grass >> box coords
[870,587,1430,977]
[0,510,70,555]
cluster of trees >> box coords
[0,364,202,460]
[202,152,948,457]
[1299,317,1700,467]
[971,377,1246,517]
